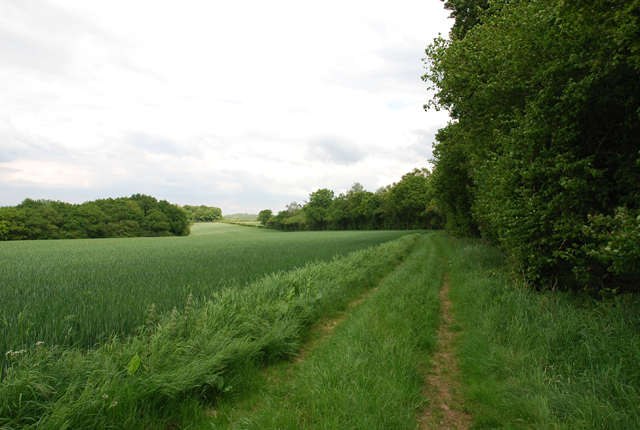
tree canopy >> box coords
[261,170,443,232]
[181,205,222,222]
[423,0,640,292]
[0,195,191,240]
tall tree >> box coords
[304,189,335,230]
[424,0,640,291]
[441,0,490,40]
[257,209,273,226]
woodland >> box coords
[421,0,640,293]
[0,194,191,240]
[182,205,223,222]
[258,168,440,232]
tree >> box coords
[424,0,640,291]
[387,168,432,229]
[257,209,273,226]
[429,123,478,237]
[357,193,384,230]
[285,202,303,216]
[0,195,190,240]
[327,193,350,230]
[0,220,8,240]
[304,189,334,230]
[441,0,490,40]
[158,200,191,236]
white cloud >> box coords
[306,135,367,165]
[0,0,452,213]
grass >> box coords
[0,234,421,429]
[203,232,639,430]
[0,223,416,366]
[445,236,640,429]
[4,229,639,429]
[202,233,444,430]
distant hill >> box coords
[223,213,258,221]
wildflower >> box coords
[110,401,118,408]
[102,394,108,399]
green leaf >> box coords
[127,353,141,375]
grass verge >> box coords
[0,234,420,429]
[446,236,640,429]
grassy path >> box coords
[179,231,640,430]
[419,274,472,429]
[207,232,640,430]
[198,233,448,429]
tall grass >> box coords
[208,233,444,429]
[1,223,416,368]
[0,234,420,429]
[446,236,640,429]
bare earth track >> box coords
[419,274,473,430]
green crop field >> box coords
[0,224,416,366]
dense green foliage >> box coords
[446,236,640,428]
[424,0,640,291]
[0,223,415,375]
[181,205,222,222]
[441,0,490,40]
[0,194,191,240]
[257,209,272,226]
[0,234,419,429]
[264,172,442,231]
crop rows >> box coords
[0,223,415,372]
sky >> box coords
[0,0,452,214]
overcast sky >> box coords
[0,0,451,214]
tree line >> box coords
[423,0,639,292]
[258,168,442,231]
[181,205,222,222]
[0,194,191,240]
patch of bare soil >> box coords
[419,274,472,430]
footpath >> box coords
[200,233,471,430]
